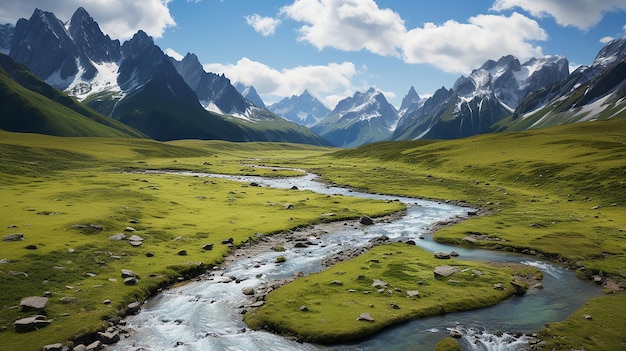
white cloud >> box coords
[165,48,184,61]
[600,36,615,44]
[245,14,281,36]
[403,12,547,74]
[491,0,626,30]
[280,0,406,57]
[203,57,357,106]
[0,0,176,40]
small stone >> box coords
[300,305,308,312]
[3,233,24,241]
[242,287,255,296]
[103,299,111,305]
[357,313,374,322]
[583,314,593,320]
[202,243,214,251]
[124,277,139,286]
[42,343,63,351]
[177,250,187,256]
[406,290,420,298]
[124,227,136,232]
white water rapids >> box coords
[110,171,600,351]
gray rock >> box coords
[202,243,214,251]
[434,251,451,259]
[372,279,387,288]
[86,340,102,351]
[406,290,420,298]
[450,329,463,338]
[127,301,141,315]
[242,287,255,296]
[434,265,459,278]
[121,269,138,278]
[20,296,48,312]
[14,315,52,332]
[72,345,87,351]
[2,233,24,241]
[97,331,120,344]
[42,343,63,351]
[357,313,374,322]
[59,297,78,304]
[360,216,374,225]
[108,233,126,241]
[128,235,143,242]
[124,227,136,232]
[123,277,139,286]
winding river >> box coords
[111,171,601,351]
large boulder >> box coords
[20,296,48,312]
[360,216,374,225]
[434,265,459,278]
[14,315,52,332]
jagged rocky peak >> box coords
[235,82,266,108]
[593,37,626,68]
[68,7,120,64]
[10,8,79,83]
[400,86,421,112]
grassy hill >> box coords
[0,53,146,138]
[1,117,625,350]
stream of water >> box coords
[111,171,600,351]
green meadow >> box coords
[1,118,626,350]
[244,243,541,343]
[0,131,403,350]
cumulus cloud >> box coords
[279,1,548,75]
[0,0,176,40]
[245,14,281,36]
[203,58,357,106]
[491,0,626,30]
[403,12,547,74]
[280,0,406,57]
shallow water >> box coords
[111,171,600,351]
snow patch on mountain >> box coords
[64,60,123,100]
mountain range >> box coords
[2,7,328,145]
[1,7,624,147]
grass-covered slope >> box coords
[0,132,400,351]
[0,54,146,138]
[263,119,625,350]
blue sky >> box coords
[1,0,625,108]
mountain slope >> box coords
[269,89,331,126]
[312,88,398,148]
[0,53,145,138]
[7,8,329,145]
